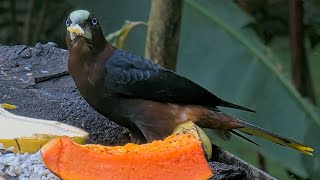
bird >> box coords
[65,10,313,155]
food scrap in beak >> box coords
[67,24,85,36]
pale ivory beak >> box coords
[67,24,92,41]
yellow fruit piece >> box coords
[0,106,88,154]
[173,121,212,160]
[0,136,86,154]
[1,103,17,110]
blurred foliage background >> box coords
[1,0,320,179]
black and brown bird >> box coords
[65,10,313,155]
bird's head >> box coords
[66,10,107,54]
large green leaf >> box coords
[66,0,320,178]
[179,0,320,178]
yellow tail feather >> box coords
[238,121,313,156]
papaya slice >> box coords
[41,134,213,180]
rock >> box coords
[210,145,275,179]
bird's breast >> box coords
[69,58,107,106]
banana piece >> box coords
[173,121,212,160]
[0,106,88,154]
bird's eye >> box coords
[91,18,97,25]
[65,19,70,27]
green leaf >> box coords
[178,0,320,177]
[309,45,320,104]
[302,107,320,179]
[106,21,146,48]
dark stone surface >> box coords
[0,43,276,180]
[209,162,248,180]
[210,145,275,180]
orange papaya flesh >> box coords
[41,134,213,180]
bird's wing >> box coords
[104,49,253,111]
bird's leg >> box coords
[128,127,147,144]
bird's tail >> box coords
[236,119,313,156]
[198,111,313,155]
[219,100,255,113]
